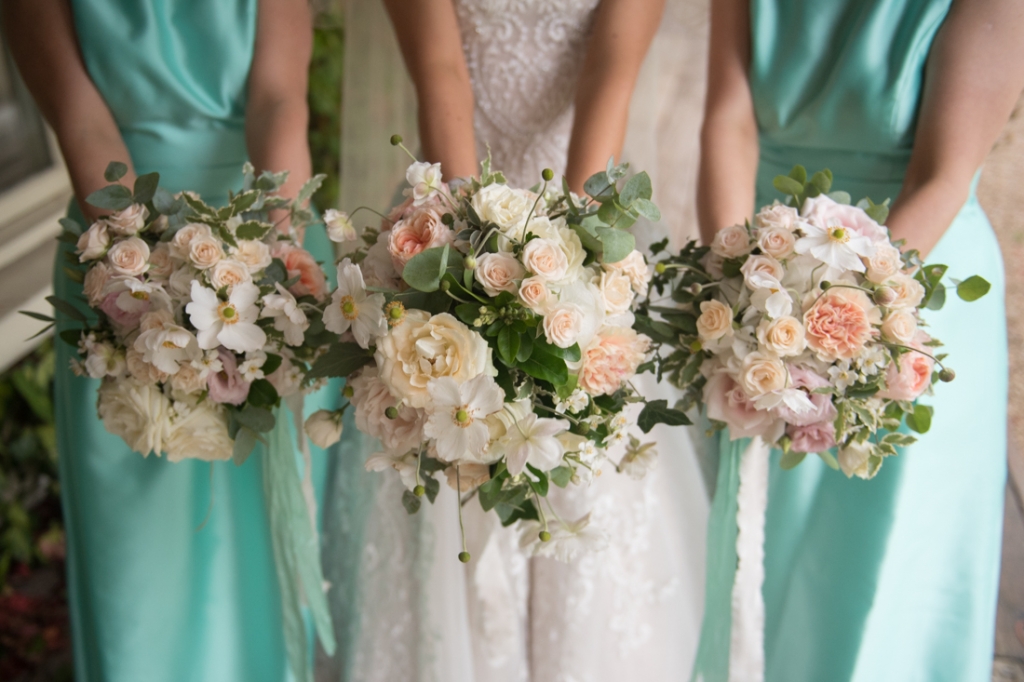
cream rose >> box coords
[83,261,112,306]
[189,236,224,270]
[474,252,525,296]
[865,242,902,284]
[125,347,169,384]
[696,299,734,342]
[107,237,150,277]
[165,402,233,462]
[518,276,551,313]
[106,204,148,236]
[97,379,173,456]
[753,202,800,232]
[737,351,788,397]
[711,224,753,259]
[304,409,344,448]
[577,328,650,397]
[598,270,634,315]
[603,250,651,296]
[881,310,917,344]
[543,303,584,349]
[838,440,875,479]
[232,239,273,273]
[209,259,252,290]
[77,221,111,261]
[886,273,925,310]
[523,237,568,282]
[741,254,785,288]
[756,316,806,357]
[757,226,796,260]
[148,243,175,280]
[170,223,213,259]
[374,311,495,409]
[470,183,533,244]
[169,362,206,395]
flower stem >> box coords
[456,465,470,562]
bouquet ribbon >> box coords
[265,399,336,682]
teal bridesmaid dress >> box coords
[692,1,1008,680]
[52,2,339,680]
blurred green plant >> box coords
[308,7,344,211]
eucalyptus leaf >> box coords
[59,217,83,236]
[247,379,280,409]
[633,198,661,222]
[637,399,691,433]
[956,275,991,302]
[620,171,652,206]
[402,246,462,292]
[924,283,946,310]
[583,171,612,199]
[809,170,833,195]
[787,165,807,184]
[817,450,840,470]
[153,187,184,215]
[236,405,276,433]
[549,465,572,488]
[306,342,374,380]
[906,403,933,434]
[773,175,804,197]
[779,450,807,470]
[596,226,635,264]
[104,161,128,182]
[86,184,133,211]
[132,172,160,205]
[232,426,259,465]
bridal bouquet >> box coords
[46,162,336,463]
[640,167,990,478]
[306,144,682,561]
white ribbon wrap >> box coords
[728,436,770,682]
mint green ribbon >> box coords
[264,402,336,682]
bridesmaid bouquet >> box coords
[639,167,990,478]
[49,162,336,463]
[305,142,684,561]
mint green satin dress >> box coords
[53,3,339,680]
[692,1,1008,680]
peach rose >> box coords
[757,226,796,260]
[83,262,112,307]
[543,303,584,349]
[753,202,800,232]
[272,242,328,301]
[710,224,753,259]
[148,243,175,280]
[737,351,787,397]
[77,221,111,261]
[107,237,150,277]
[879,340,934,401]
[474,252,525,296]
[756,315,805,357]
[209,259,252,290]
[865,242,902,284]
[523,238,568,282]
[741,254,785,289]
[106,204,148,236]
[881,310,917,344]
[603,249,651,296]
[232,239,273,273]
[518,276,551,313]
[704,372,781,440]
[577,327,650,396]
[170,223,213,259]
[125,347,168,384]
[803,288,880,360]
[169,362,206,395]
[598,270,634,315]
[189,236,224,270]
[696,299,734,342]
[388,207,452,271]
[802,195,888,244]
[886,273,925,310]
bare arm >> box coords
[564,0,665,194]
[695,0,757,244]
[886,0,1024,257]
[2,0,134,221]
[247,0,314,231]
[382,0,477,179]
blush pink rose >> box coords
[272,243,327,301]
[99,292,146,330]
[788,421,837,453]
[801,195,888,244]
[207,349,250,406]
[577,328,650,397]
[388,207,453,271]
[704,372,782,440]
[803,288,879,360]
[879,334,934,401]
[774,364,837,426]
[383,196,415,229]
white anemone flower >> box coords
[323,209,358,243]
[186,280,267,353]
[503,412,570,476]
[106,277,172,314]
[324,259,387,349]
[795,222,875,273]
[365,450,420,490]
[746,272,794,319]
[423,375,504,462]
[133,319,200,375]
[261,283,309,346]
[519,513,609,562]
[406,161,444,205]
[754,387,816,414]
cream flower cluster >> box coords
[696,196,937,478]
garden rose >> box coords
[803,287,880,360]
[444,463,491,492]
[757,226,796,260]
[233,239,273,273]
[881,310,917,344]
[165,402,233,462]
[518,276,551,313]
[470,183,533,244]
[106,204,148,236]
[304,410,344,448]
[125,347,168,384]
[603,249,651,296]
[774,365,837,426]
[696,299,734,342]
[148,243,175,280]
[886,273,925,310]
[97,378,172,456]
[879,341,934,401]
[474,252,524,296]
[273,242,328,301]
[77,221,111,261]
[543,303,584,349]
[169,362,206,395]
[83,261,112,306]
[388,207,452,270]
[598,270,634,315]
[209,259,252,290]
[100,292,145,330]
[107,237,150,276]
[704,372,782,440]
[188,236,224,270]
[865,242,902,284]
[577,327,650,396]
[737,351,788,397]
[788,421,836,454]
[741,254,785,289]
[756,316,806,356]
[374,311,495,409]
[523,238,568,282]
[753,202,800,232]
[710,224,752,259]
[350,369,425,453]
[170,223,213,259]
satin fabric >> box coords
[54,3,339,680]
[692,1,1008,680]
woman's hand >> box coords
[886,0,1024,258]
[383,0,478,180]
[2,0,134,222]
[695,0,758,245]
[564,0,665,195]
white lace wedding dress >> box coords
[319,2,710,681]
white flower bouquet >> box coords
[42,162,338,464]
[305,141,685,561]
[639,166,991,478]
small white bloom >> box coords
[828,361,856,392]
[133,318,201,375]
[855,345,887,377]
[424,375,505,462]
[186,280,267,353]
[365,450,420,490]
[503,412,570,475]
[618,436,658,480]
[106,277,171,314]
[406,161,445,205]
[324,209,358,242]
[324,259,387,349]
[191,350,224,379]
[304,409,344,448]
[519,513,609,562]
[555,388,589,415]
[84,341,126,379]
[606,429,629,448]
[577,440,599,464]
[795,222,875,273]
[238,350,267,382]
[609,413,630,432]
[261,283,309,346]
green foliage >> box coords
[955,275,991,302]
[308,10,345,210]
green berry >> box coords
[939,368,956,382]
[413,485,425,497]
[458,551,471,563]
[654,262,667,275]
[541,168,554,182]
[539,530,551,542]
[385,406,399,419]
[390,134,403,146]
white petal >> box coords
[427,376,462,410]
[765,290,793,318]
[217,322,267,353]
[196,324,221,350]
[229,281,260,311]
